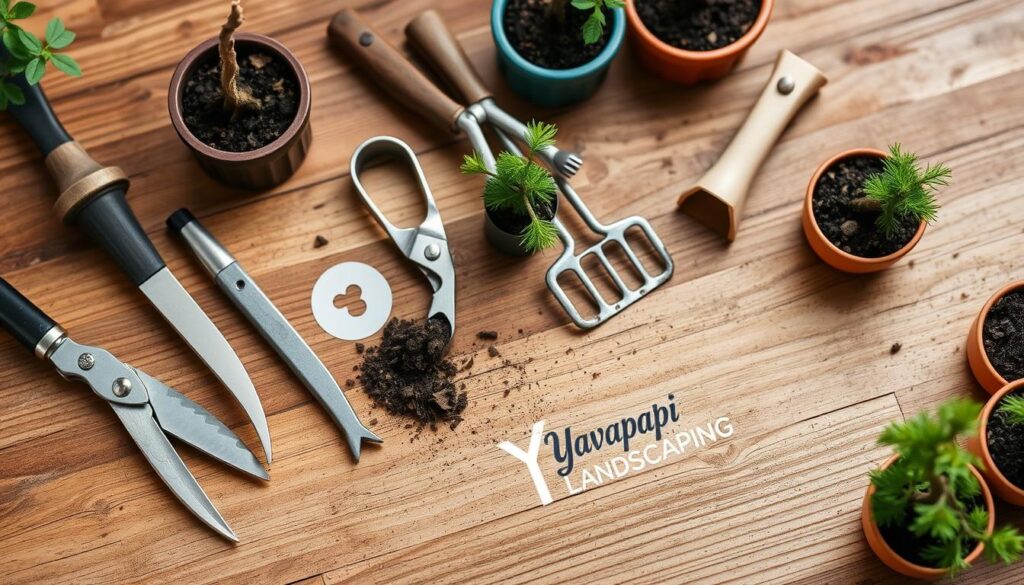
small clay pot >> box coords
[968,281,1024,394]
[802,148,926,273]
[625,0,774,85]
[485,198,559,256]
[168,33,312,191]
[969,380,1024,506]
[861,454,994,579]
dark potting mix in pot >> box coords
[635,0,761,51]
[987,392,1024,490]
[503,0,613,69]
[983,291,1024,383]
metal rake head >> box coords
[546,216,674,329]
[553,150,583,178]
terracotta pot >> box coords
[969,380,1024,506]
[625,0,774,85]
[168,32,312,191]
[862,454,994,579]
[967,281,1024,394]
[802,148,926,273]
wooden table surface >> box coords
[2,0,1024,583]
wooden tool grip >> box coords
[405,10,491,105]
[327,9,464,132]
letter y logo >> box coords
[498,420,553,505]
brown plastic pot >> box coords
[968,281,1024,394]
[802,148,926,273]
[969,379,1024,506]
[862,454,994,579]
[625,0,774,85]
[168,32,312,191]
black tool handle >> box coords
[4,72,166,286]
[0,277,58,354]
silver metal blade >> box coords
[215,263,382,461]
[138,369,269,480]
[110,401,238,542]
[139,267,271,464]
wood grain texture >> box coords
[2,0,1024,583]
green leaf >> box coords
[0,0,10,17]
[525,120,557,153]
[911,501,960,542]
[44,17,65,45]
[985,525,1024,565]
[9,1,34,19]
[3,27,29,58]
[581,10,604,45]
[48,29,74,49]
[459,152,490,176]
[605,0,625,8]
[922,539,969,576]
[3,80,24,105]
[520,217,559,253]
[571,0,596,8]
[23,56,43,84]
[16,27,41,54]
[50,52,81,76]
[998,395,1024,426]
[6,57,26,73]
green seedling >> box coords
[997,395,1024,426]
[548,0,624,45]
[0,0,80,109]
[851,142,950,239]
[870,398,1024,575]
[461,121,559,253]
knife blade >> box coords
[168,209,382,461]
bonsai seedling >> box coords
[461,121,559,253]
[998,395,1024,425]
[219,0,260,118]
[851,143,949,238]
[0,0,80,109]
[548,0,624,44]
[870,398,1024,575]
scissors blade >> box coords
[109,401,238,541]
[139,267,272,464]
[138,369,269,481]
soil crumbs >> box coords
[878,499,981,568]
[636,0,760,51]
[182,50,299,152]
[988,389,1024,489]
[984,290,1024,383]
[812,156,918,258]
[503,0,612,70]
[359,318,466,429]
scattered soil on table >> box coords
[358,318,466,428]
[313,235,328,248]
[182,49,299,152]
[503,0,612,70]
[488,201,555,240]
[878,498,982,568]
[984,291,1024,383]
[890,342,902,355]
[988,389,1024,489]
[477,330,498,341]
[635,0,760,52]
[812,156,918,258]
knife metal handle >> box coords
[166,209,236,277]
[6,74,166,286]
[0,277,62,357]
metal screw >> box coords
[359,32,374,47]
[112,377,132,397]
[777,76,795,95]
[424,243,440,260]
[78,353,95,370]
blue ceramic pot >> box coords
[491,0,625,107]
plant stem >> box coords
[850,196,882,213]
[219,0,261,120]
[546,0,569,26]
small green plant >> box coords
[851,143,950,239]
[547,0,624,45]
[997,394,1024,425]
[0,1,80,109]
[461,121,559,253]
[870,398,1024,575]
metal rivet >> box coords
[777,76,796,95]
[78,353,95,370]
[236,280,245,291]
[112,377,132,397]
[359,32,374,47]
[424,243,440,260]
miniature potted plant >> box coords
[461,120,560,255]
[625,0,774,84]
[968,281,1024,394]
[862,398,1024,578]
[492,0,626,107]
[168,0,311,191]
[0,1,80,108]
[970,380,1024,506]
[802,143,949,273]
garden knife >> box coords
[0,276,267,541]
[3,70,272,464]
[167,209,382,461]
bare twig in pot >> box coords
[219,0,261,119]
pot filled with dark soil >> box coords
[970,380,1024,506]
[168,2,311,191]
[968,281,1024,394]
[491,0,626,107]
[802,146,947,273]
[485,197,559,256]
[625,0,774,84]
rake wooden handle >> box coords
[327,9,464,132]
[405,9,491,105]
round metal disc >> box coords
[311,262,392,341]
